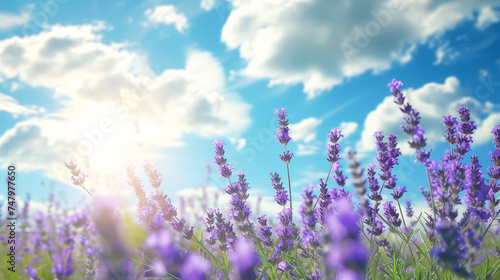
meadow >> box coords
[1,79,499,279]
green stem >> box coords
[312,161,334,211]
[425,168,437,221]
[226,177,275,278]
[284,144,293,219]
[248,220,276,279]
[394,195,408,230]
[480,217,496,244]
[80,182,94,199]
[190,232,230,279]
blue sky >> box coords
[0,0,499,217]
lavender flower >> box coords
[442,115,459,147]
[25,265,41,280]
[383,201,401,227]
[276,126,292,145]
[318,178,331,224]
[213,140,234,178]
[275,208,296,255]
[274,190,289,206]
[432,219,474,278]
[388,80,431,165]
[274,108,295,215]
[374,131,401,182]
[214,140,226,156]
[181,254,207,280]
[270,172,284,191]
[454,134,473,156]
[277,260,297,278]
[367,164,382,203]
[218,163,233,178]
[214,210,237,252]
[487,125,500,216]
[143,161,163,189]
[275,108,291,143]
[332,162,347,187]
[144,228,185,278]
[229,239,260,279]
[404,198,414,218]
[326,144,341,164]
[391,186,407,200]
[299,186,319,253]
[347,149,367,199]
[279,150,294,164]
[456,106,471,123]
[127,164,148,207]
[463,159,490,224]
[85,246,96,280]
[325,198,368,279]
[325,128,344,166]
[258,215,273,247]
[387,79,403,96]
[367,219,384,237]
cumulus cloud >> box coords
[339,121,359,139]
[291,167,328,188]
[221,0,500,98]
[289,117,322,155]
[201,0,216,11]
[289,117,322,143]
[229,136,247,150]
[295,143,321,156]
[0,11,31,31]
[356,77,498,155]
[0,119,72,172]
[0,23,251,187]
[0,92,45,118]
[145,5,189,33]
[433,42,460,65]
[475,6,499,30]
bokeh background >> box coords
[0,0,499,219]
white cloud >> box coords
[356,76,499,155]
[229,136,247,150]
[201,0,216,11]
[221,0,500,97]
[145,5,189,33]
[474,112,500,145]
[0,23,251,188]
[339,121,359,139]
[10,81,19,91]
[475,6,499,30]
[296,143,320,156]
[0,92,45,118]
[433,42,459,65]
[289,117,322,156]
[289,117,322,143]
[0,11,31,31]
[291,167,328,188]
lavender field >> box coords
[1,1,500,279]
[1,80,500,279]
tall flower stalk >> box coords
[388,79,437,220]
[275,108,294,216]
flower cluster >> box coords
[213,140,233,178]
[325,198,368,279]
